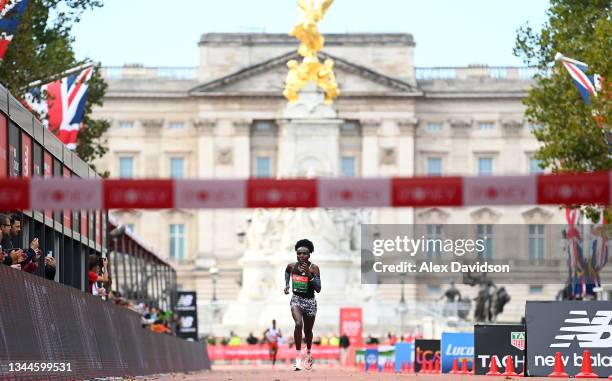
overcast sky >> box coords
[72,0,550,67]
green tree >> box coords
[514,0,612,220]
[0,0,109,167]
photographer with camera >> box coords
[88,254,109,296]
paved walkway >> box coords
[142,365,560,381]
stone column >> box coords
[361,119,380,176]
[194,119,216,263]
[194,119,216,178]
[397,118,418,177]
[141,119,164,177]
[449,118,472,175]
[232,119,251,177]
[501,119,524,175]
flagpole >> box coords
[25,61,96,89]
[554,52,589,67]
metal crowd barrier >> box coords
[0,265,211,380]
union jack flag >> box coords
[25,66,95,149]
[0,0,29,61]
[556,52,602,105]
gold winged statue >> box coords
[284,0,340,104]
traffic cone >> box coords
[434,358,440,373]
[502,355,518,376]
[486,355,501,376]
[548,352,569,378]
[450,357,460,374]
[460,358,470,374]
[576,350,598,378]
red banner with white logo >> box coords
[104,179,173,209]
[537,172,609,205]
[318,178,390,207]
[0,178,29,210]
[174,179,246,208]
[247,179,317,208]
[21,132,31,178]
[340,307,363,347]
[0,172,611,209]
[207,345,339,361]
[392,177,463,207]
[463,175,536,206]
[43,151,52,219]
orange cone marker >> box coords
[486,355,501,376]
[575,350,598,378]
[548,352,569,378]
[450,357,460,374]
[502,355,517,376]
[460,358,470,375]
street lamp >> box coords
[209,266,219,302]
[209,266,221,329]
[396,273,408,338]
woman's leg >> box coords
[303,314,316,351]
[291,305,304,351]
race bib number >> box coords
[292,274,309,293]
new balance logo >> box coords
[180,316,194,328]
[550,310,612,348]
[177,294,194,307]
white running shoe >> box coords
[303,353,313,370]
[294,355,303,371]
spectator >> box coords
[88,255,109,295]
[313,335,321,345]
[228,331,241,346]
[321,335,329,346]
[339,333,350,365]
[246,332,258,345]
[329,334,339,347]
[0,214,12,251]
[151,319,171,334]
[207,335,217,346]
[220,336,229,346]
[44,255,56,280]
[9,215,21,249]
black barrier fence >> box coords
[526,301,612,377]
[0,265,211,380]
[474,324,525,375]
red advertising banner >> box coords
[0,115,6,178]
[43,151,53,219]
[95,210,101,245]
[21,133,31,178]
[81,209,88,238]
[340,307,363,347]
[207,345,339,361]
[63,167,72,227]
[8,144,18,177]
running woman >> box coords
[284,239,321,371]
[263,319,282,366]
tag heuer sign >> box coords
[510,332,525,351]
